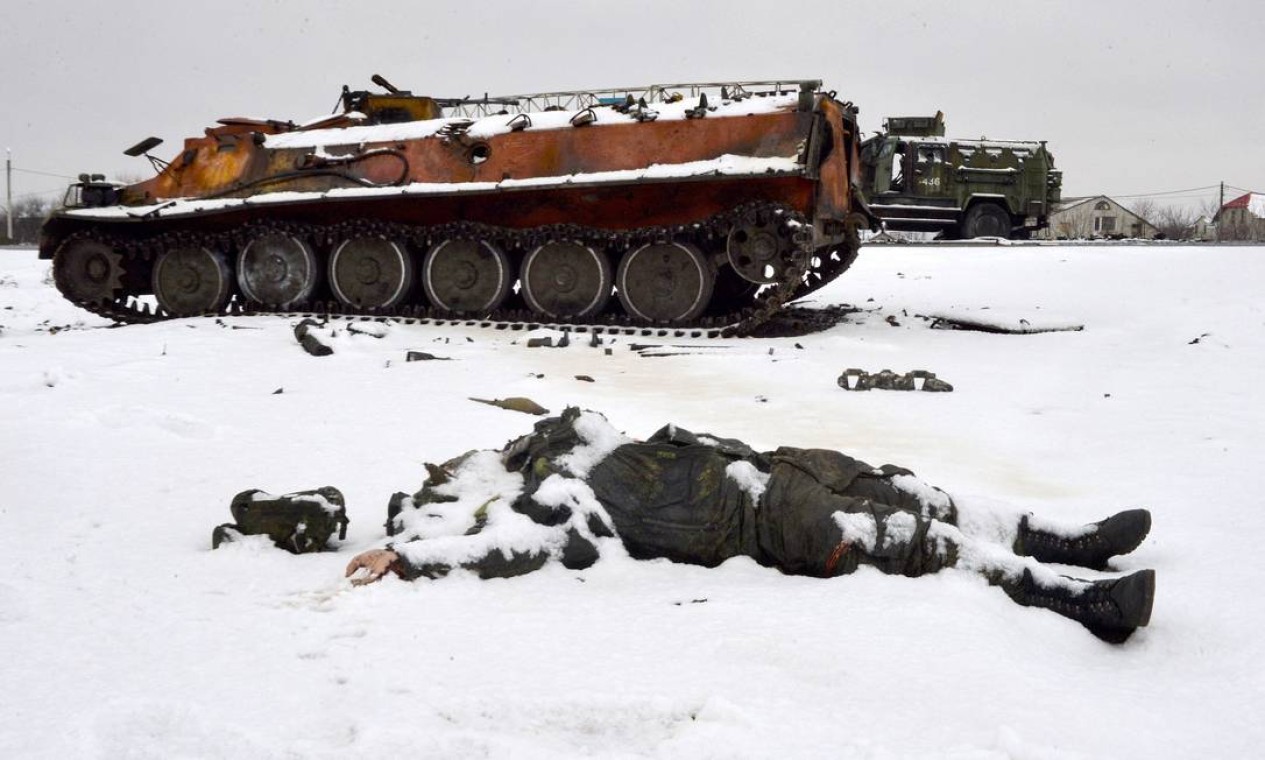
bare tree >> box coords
[4,196,56,244]
[1153,205,1197,240]
[15,196,52,218]
[1128,198,1158,225]
[1055,215,1093,240]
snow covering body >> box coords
[386,407,961,581]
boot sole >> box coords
[1110,568,1155,627]
[1101,508,1152,558]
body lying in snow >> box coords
[346,408,1155,643]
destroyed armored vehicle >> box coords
[40,76,874,334]
[860,112,1061,239]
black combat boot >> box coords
[1014,508,1151,569]
[1009,568,1155,643]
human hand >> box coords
[345,549,401,586]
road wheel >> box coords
[237,232,319,308]
[616,242,714,323]
[422,238,511,314]
[961,203,1013,239]
[53,237,125,304]
[329,236,413,309]
[520,240,612,318]
[153,246,232,316]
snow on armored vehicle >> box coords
[40,76,873,334]
[860,112,1061,239]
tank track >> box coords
[52,201,860,338]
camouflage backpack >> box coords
[212,486,350,554]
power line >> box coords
[6,187,65,203]
[12,166,78,181]
[1108,184,1222,199]
[1224,185,1259,197]
[1125,195,1219,203]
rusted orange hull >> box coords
[117,105,849,230]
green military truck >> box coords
[859,113,1061,239]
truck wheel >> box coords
[961,203,1012,239]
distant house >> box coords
[1039,195,1159,240]
[1215,193,1265,241]
[1192,215,1217,241]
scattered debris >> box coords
[293,319,333,357]
[746,305,860,338]
[1188,333,1211,345]
[632,343,732,358]
[215,318,261,330]
[347,322,389,338]
[838,368,954,392]
[520,329,573,348]
[406,351,450,362]
[886,315,901,327]
[928,315,1083,335]
[470,396,550,415]
[672,599,709,606]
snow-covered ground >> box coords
[2,243,1262,759]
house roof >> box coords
[1053,195,1154,227]
[1221,192,1265,219]
[1053,195,1102,213]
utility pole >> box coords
[5,148,11,242]
[1217,181,1225,242]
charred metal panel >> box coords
[133,108,813,203]
[812,97,853,226]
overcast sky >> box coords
[2,0,1260,212]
